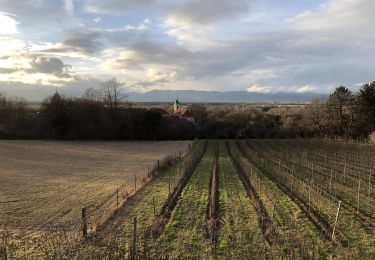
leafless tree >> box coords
[101,78,128,137]
[101,78,127,110]
[306,99,327,136]
[82,87,103,102]
[188,104,208,127]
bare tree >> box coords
[101,78,128,137]
[82,87,102,102]
[188,104,208,127]
[102,78,127,110]
[306,99,327,137]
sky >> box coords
[0,0,374,100]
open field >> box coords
[73,139,373,259]
[1,139,375,258]
[0,140,190,231]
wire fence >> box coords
[0,144,191,259]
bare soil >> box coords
[0,140,190,230]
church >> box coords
[173,98,195,123]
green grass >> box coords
[258,139,375,216]
[79,140,205,258]
[5,138,375,258]
[216,141,268,258]
[232,140,335,258]
[153,141,214,258]
[242,139,375,257]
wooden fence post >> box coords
[0,247,7,260]
[82,207,88,238]
[308,179,311,210]
[369,170,372,196]
[116,188,119,208]
[329,169,333,192]
[134,174,137,192]
[153,196,156,217]
[357,180,361,213]
[131,216,137,260]
[168,174,171,201]
[332,200,341,241]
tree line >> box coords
[0,80,374,140]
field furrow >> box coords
[81,140,205,258]
[152,141,214,258]
[233,140,335,258]
[243,139,375,257]
[216,141,268,258]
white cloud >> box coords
[146,67,177,81]
[246,85,271,93]
[136,23,148,30]
[0,37,25,52]
[290,0,374,30]
[125,25,136,31]
[1,0,375,96]
[0,12,19,34]
[94,16,102,23]
[164,22,215,49]
[0,52,86,87]
[64,0,74,15]
[295,85,317,93]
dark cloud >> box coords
[167,0,249,25]
[41,31,103,56]
[64,31,103,53]
[84,0,155,15]
[29,56,66,74]
[0,0,80,34]
[0,68,17,74]
[1,0,375,94]
[103,20,375,91]
[0,53,74,79]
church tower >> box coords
[174,98,180,113]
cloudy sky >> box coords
[0,0,374,100]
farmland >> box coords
[0,141,190,232]
[79,139,375,258]
[1,139,375,258]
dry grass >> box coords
[369,132,375,144]
[0,140,190,231]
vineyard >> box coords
[1,139,374,258]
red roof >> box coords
[174,107,192,117]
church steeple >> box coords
[174,98,180,112]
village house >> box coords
[173,98,195,123]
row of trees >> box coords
[0,79,194,140]
[0,80,374,140]
[308,82,375,138]
[177,82,375,139]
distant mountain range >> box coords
[5,87,327,104]
[128,90,327,103]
